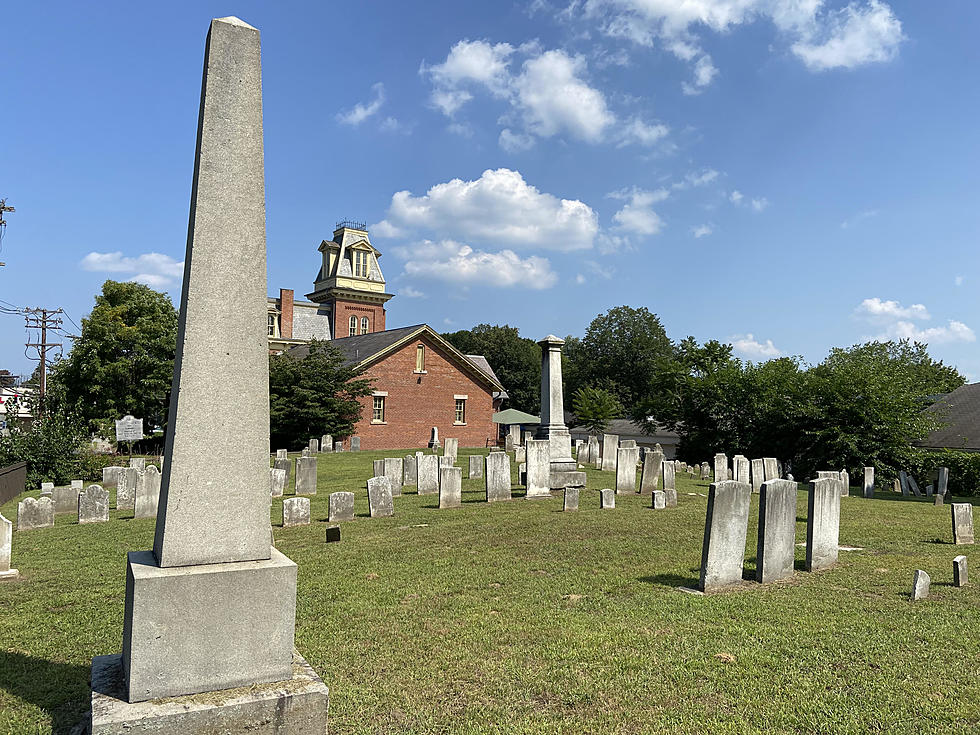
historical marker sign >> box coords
[115,415,144,442]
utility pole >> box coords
[25,308,63,405]
[0,198,14,267]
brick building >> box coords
[272,222,508,449]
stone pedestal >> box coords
[91,650,328,735]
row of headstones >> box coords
[18,464,163,531]
[911,556,969,601]
[302,434,360,453]
[893,468,951,504]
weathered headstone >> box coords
[403,455,418,486]
[485,452,512,502]
[269,467,286,498]
[910,569,930,601]
[748,459,764,493]
[615,446,640,494]
[937,466,949,501]
[908,475,923,497]
[863,467,875,498]
[328,492,355,522]
[428,426,441,449]
[700,462,711,480]
[898,470,911,497]
[282,497,310,528]
[525,439,552,499]
[350,436,361,451]
[576,438,588,464]
[756,479,798,583]
[621,439,637,449]
[515,445,526,464]
[439,467,462,509]
[334,441,344,452]
[384,457,404,497]
[468,454,484,479]
[444,437,458,463]
[17,496,54,530]
[599,489,615,509]
[273,456,292,487]
[134,465,162,519]
[130,457,146,471]
[76,484,109,524]
[951,503,975,545]
[308,438,319,454]
[925,484,934,498]
[116,467,137,511]
[698,480,752,592]
[713,453,727,484]
[563,486,580,511]
[275,449,287,461]
[734,456,750,485]
[763,458,779,481]
[102,466,124,488]
[53,485,82,515]
[373,459,385,477]
[518,463,527,486]
[0,513,17,580]
[652,490,666,510]
[662,461,676,507]
[587,435,600,470]
[418,454,440,495]
[639,447,664,493]
[954,555,968,587]
[301,448,310,458]
[839,469,850,496]
[295,456,317,495]
[321,435,332,453]
[601,434,620,472]
[805,478,842,571]
[367,476,394,518]
[40,481,54,495]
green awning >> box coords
[492,408,540,425]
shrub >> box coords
[909,449,980,497]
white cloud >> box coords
[499,128,536,152]
[729,190,744,204]
[616,117,670,147]
[691,224,713,238]
[856,297,930,321]
[575,273,587,285]
[80,251,183,289]
[336,83,386,126]
[610,188,668,236]
[401,286,426,298]
[421,39,515,115]
[402,240,558,289]
[731,333,782,359]
[447,122,474,138]
[676,169,720,189]
[955,275,964,287]
[877,320,976,345]
[751,197,770,212]
[379,116,411,134]
[373,168,599,252]
[681,55,719,95]
[792,1,904,71]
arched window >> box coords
[349,316,357,337]
[361,316,369,335]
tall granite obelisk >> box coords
[91,18,327,733]
[535,335,584,489]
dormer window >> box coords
[354,249,369,278]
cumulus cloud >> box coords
[729,190,744,204]
[422,40,515,115]
[675,169,720,189]
[855,297,975,345]
[372,168,599,252]
[731,333,782,359]
[616,117,670,147]
[401,240,558,289]
[751,197,770,212]
[610,187,668,236]
[80,251,183,289]
[336,83,386,126]
[856,298,930,321]
[400,286,426,298]
[691,224,713,238]
[576,0,904,89]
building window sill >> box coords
[453,422,466,426]
[413,370,428,375]
[371,421,387,425]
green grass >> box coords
[2,449,979,734]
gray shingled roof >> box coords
[917,382,980,451]
[466,354,509,400]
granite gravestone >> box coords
[295,456,317,495]
[639,447,664,493]
[367,476,394,518]
[282,497,310,528]
[269,467,286,498]
[756,479,797,583]
[418,454,440,495]
[78,485,110,524]
[468,454,484,479]
[615,446,640,494]
[439,467,463,509]
[17,496,54,530]
[698,480,752,592]
[328,492,355,522]
[384,458,404,497]
[806,478,842,571]
[0,513,17,580]
[952,503,975,545]
[485,452,512,502]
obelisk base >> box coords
[0,568,19,581]
[91,649,328,735]
[121,549,297,701]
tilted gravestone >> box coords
[525,439,552,499]
[601,434,619,472]
[698,480,752,592]
[952,503,975,545]
[750,459,765,493]
[563,486,580,511]
[639,448,664,493]
[135,466,162,519]
[78,485,110,524]
[599,489,615,509]
[863,467,875,498]
[1,512,17,580]
[282,497,310,528]
[907,475,922,497]
[17,496,54,531]
[806,477,842,571]
[615,446,640,495]
[910,569,930,601]
[384,458,404,497]
[367,476,394,518]
[295,456,317,495]
[469,454,484,479]
[269,468,286,498]
[439,467,462,509]
[403,455,418,486]
[485,452,512,502]
[756,479,798,583]
[328,492,355,522]
[898,470,911,497]
[937,466,949,500]
[418,454,440,495]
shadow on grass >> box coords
[0,649,89,734]
[640,573,699,589]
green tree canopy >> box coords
[442,324,541,414]
[269,339,374,450]
[571,386,622,436]
[48,280,178,435]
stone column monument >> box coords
[91,18,327,733]
[536,335,585,490]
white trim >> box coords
[372,391,388,397]
[453,394,468,400]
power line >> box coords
[24,308,63,403]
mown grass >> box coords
[1,449,979,734]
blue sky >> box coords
[2,1,977,381]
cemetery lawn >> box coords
[2,451,980,734]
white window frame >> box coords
[454,397,466,425]
[349,316,357,337]
[361,316,369,335]
[372,393,386,424]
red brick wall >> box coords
[279,288,294,339]
[352,333,496,450]
[332,299,386,338]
